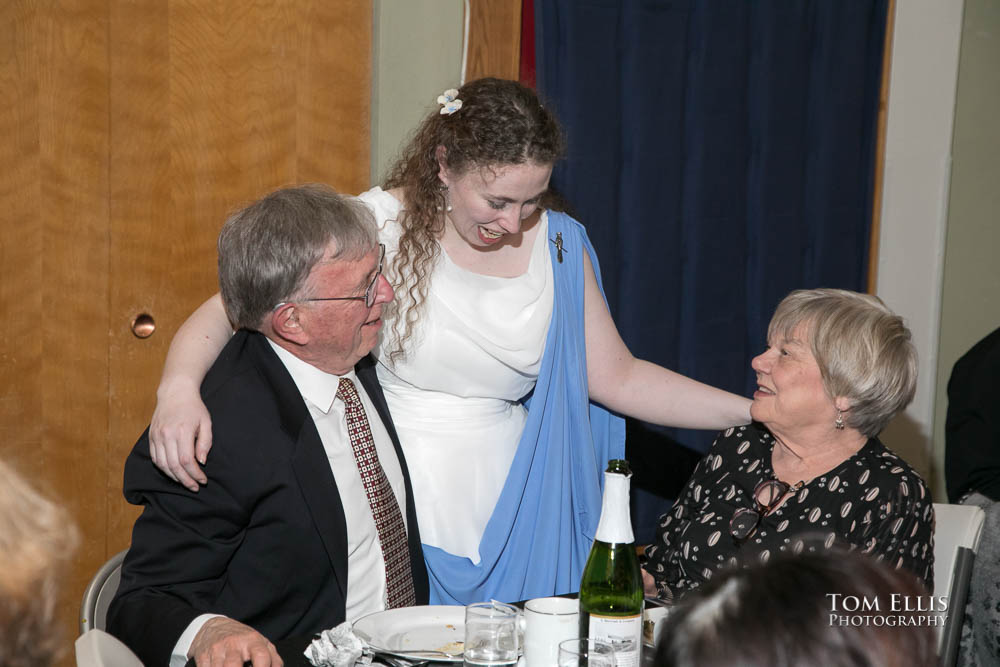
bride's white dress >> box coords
[359,187,554,563]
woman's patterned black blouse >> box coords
[644,423,934,599]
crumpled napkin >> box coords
[304,622,373,667]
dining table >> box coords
[186,595,667,667]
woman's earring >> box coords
[437,184,453,212]
[835,410,845,430]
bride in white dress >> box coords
[147,78,752,603]
[360,185,552,564]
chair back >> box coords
[75,628,143,667]
[932,503,985,667]
[79,549,127,634]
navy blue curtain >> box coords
[535,0,888,540]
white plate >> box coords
[353,605,465,662]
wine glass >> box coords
[557,638,615,667]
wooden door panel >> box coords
[107,0,173,550]
[296,0,373,192]
[168,0,299,207]
[3,1,372,662]
[36,0,113,658]
[0,0,44,471]
[106,0,374,548]
[41,0,113,650]
[467,0,521,81]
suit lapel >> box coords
[356,355,403,454]
[291,425,349,598]
[248,332,350,598]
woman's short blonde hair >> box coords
[767,288,917,437]
[0,460,79,666]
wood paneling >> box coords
[1,2,372,662]
[105,0,374,544]
[297,1,372,192]
[107,0,172,553]
[38,0,113,655]
[0,0,44,470]
[466,0,521,81]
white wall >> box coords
[931,0,1000,499]
[371,0,465,186]
[875,0,965,490]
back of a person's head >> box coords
[0,460,79,666]
[655,549,936,667]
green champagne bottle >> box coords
[579,459,643,667]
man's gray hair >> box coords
[767,288,917,437]
[218,184,377,330]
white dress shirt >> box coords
[170,342,407,665]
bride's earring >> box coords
[436,184,453,212]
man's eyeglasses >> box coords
[729,478,803,544]
[274,243,385,310]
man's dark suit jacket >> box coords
[107,330,429,666]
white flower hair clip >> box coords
[438,88,463,115]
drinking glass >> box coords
[557,639,615,667]
[464,601,520,667]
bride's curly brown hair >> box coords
[382,78,565,362]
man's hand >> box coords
[190,617,282,667]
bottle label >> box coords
[587,613,642,667]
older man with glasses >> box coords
[108,184,428,667]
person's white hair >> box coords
[217,184,378,330]
[0,459,79,666]
[767,288,917,437]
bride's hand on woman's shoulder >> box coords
[149,380,213,492]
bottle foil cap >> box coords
[594,471,635,544]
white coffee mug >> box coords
[521,597,579,667]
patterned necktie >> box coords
[337,378,416,608]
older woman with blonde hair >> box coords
[644,288,934,599]
[0,459,79,666]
